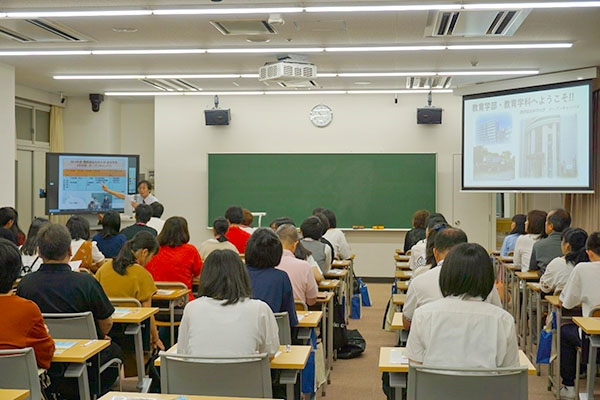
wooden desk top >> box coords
[332,260,351,268]
[324,269,348,278]
[527,282,542,292]
[394,255,410,262]
[506,264,520,271]
[395,270,412,279]
[315,291,334,303]
[152,288,191,301]
[112,307,159,324]
[396,281,409,291]
[573,317,600,335]
[546,295,561,307]
[297,311,323,328]
[490,251,501,256]
[318,279,340,290]
[378,347,536,375]
[391,313,404,330]
[392,294,406,306]
[395,249,405,255]
[396,263,411,270]
[99,392,277,400]
[498,256,514,263]
[0,390,29,400]
[52,339,111,363]
[515,271,539,281]
[155,344,311,370]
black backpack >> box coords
[333,296,348,350]
[337,329,366,359]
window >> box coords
[15,101,50,145]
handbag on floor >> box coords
[351,293,361,319]
[536,311,556,364]
[358,278,371,307]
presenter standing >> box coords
[102,180,158,209]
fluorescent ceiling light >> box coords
[444,70,539,75]
[152,7,304,15]
[206,48,324,54]
[348,89,453,94]
[305,5,461,12]
[325,46,446,52]
[447,43,573,50]
[91,49,206,55]
[463,2,600,10]
[264,90,347,95]
[0,50,92,56]
[337,72,436,77]
[4,10,152,18]
[54,74,145,80]
[105,89,453,96]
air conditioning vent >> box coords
[406,76,452,89]
[140,79,201,92]
[425,9,530,37]
[210,19,278,36]
[276,80,319,88]
[0,19,88,43]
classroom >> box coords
[1,1,600,400]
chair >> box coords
[295,300,308,311]
[0,348,43,400]
[42,311,123,390]
[154,281,188,329]
[110,298,142,308]
[274,312,292,345]
[407,364,528,400]
[160,352,272,398]
[574,305,600,394]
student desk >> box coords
[331,259,354,320]
[395,249,406,255]
[496,257,513,310]
[111,307,159,392]
[506,264,520,317]
[296,311,323,328]
[156,344,311,400]
[546,295,564,399]
[324,268,349,319]
[378,347,536,400]
[573,317,600,400]
[316,291,334,389]
[152,288,191,347]
[0,390,29,400]
[526,282,545,374]
[318,280,343,322]
[396,281,409,293]
[394,270,412,280]
[392,294,406,312]
[52,339,111,400]
[394,255,410,271]
[515,271,540,350]
[99,392,278,400]
[391,313,406,345]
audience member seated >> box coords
[500,214,526,257]
[17,224,121,397]
[270,217,322,279]
[178,249,279,357]
[147,202,166,234]
[412,222,448,280]
[93,211,127,258]
[120,204,157,240]
[405,243,519,368]
[514,210,547,272]
[146,216,202,302]
[409,213,447,271]
[321,209,352,260]
[300,216,332,273]
[312,211,336,262]
[199,217,239,260]
[0,207,18,244]
[241,208,255,234]
[8,208,25,246]
[529,208,572,274]
[224,206,252,253]
[0,238,55,368]
[269,216,295,231]
[20,217,50,275]
[66,215,105,272]
[540,228,588,294]
[96,231,164,351]
[276,224,319,306]
[559,231,600,399]
[404,228,494,330]
[403,209,430,253]
[245,228,298,327]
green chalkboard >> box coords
[208,153,436,229]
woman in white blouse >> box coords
[19,218,50,274]
[513,210,547,272]
[540,228,589,294]
[178,249,279,358]
[405,242,519,368]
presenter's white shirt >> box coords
[540,257,573,294]
[560,261,600,317]
[135,193,158,205]
[405,296,519,368]
[409,239,427,271]
[147,217,165,234]
[177,297,280,358]
[323,228,352,260]
[513,234,539,272]
[403,264,502,322]
[70,239,105,264]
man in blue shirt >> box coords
[245,228,298,328]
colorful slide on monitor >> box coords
[462,81,592,191]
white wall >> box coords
[154,93,489,277]
[120,102,154,177]
[0,63,15,206]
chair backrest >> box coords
[407,364,528,400]
[274,312,292,345]
[160,352,272,398]
[0,348,43,400]
[295,300,308,311]
[110,297,142,308]
[589,305,600,317]
[155,281,188,290]
[42,311,98,340]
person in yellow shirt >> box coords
[96,231,164,350]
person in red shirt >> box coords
[224,206,251,254]
[0,238,55,369]
[146,216,202,301]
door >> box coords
[16,149,33,229]
[452,154,494,250]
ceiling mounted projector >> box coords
[259,55,317,86]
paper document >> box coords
[321,280,331,285]
[273,351,282,359]
[156,289,175,295]
[54,341,77,355]
[389,349,409,364]
[69,260,82,271]
[112,308,132,318]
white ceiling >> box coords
[0,1,599,95]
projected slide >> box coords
[463,82,591,191]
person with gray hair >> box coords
[275,224,319,306]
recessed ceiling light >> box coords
[112,27,138,33]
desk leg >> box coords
[555,306,562,399]
[585,335,599,400]
[128,322,150,392]
[327,297,334,370]
[64,362,90,400]
[502,264,508,310]
[528,287,533,358]
[535,292,542,376]
[389,372,407,400]
[169,299,175,347]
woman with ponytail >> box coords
[96,231,164,350]
[540,228,589,294]
[198,217,239,260]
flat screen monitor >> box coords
[46,153,140,214]
[462,80,592,192]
